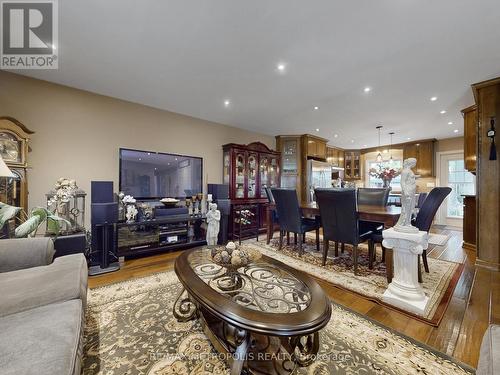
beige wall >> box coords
[0,71,275,218]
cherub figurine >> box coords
[206,202,221,246]
[394,158,419,233]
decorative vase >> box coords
[382,178,392,188]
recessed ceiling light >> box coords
[364,87,372,93]
[276,63,286,72]
[454,129,459,133]
[440,110,447,114]
[448,121,453,125]
[334,134,339,138]
[430,96,438,101]
[351,139,355,143]
[313,106,319,110]
[224,99,231,107]
[363,144,367,147]
[315,128,320,132]
[407,137,411,140]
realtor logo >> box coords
[1,0,58,69]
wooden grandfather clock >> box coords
[0,117,35,216]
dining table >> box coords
[265,202,401,283]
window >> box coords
[447,159,475,218]
[368,160,402,190]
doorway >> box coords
[437,152,475,227]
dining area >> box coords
[265,186,451,284]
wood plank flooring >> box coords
[89,226,498,368]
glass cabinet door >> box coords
[235,152,245,198]
[223,151,230,185]
[269,157,278,188]
[247,153,257,198]
[259,156,269,197]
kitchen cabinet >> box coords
[304,135,327,159]
[344,150,361,179]
[403,140,435,177]
[462,105,477,173]
[326,146,344,168]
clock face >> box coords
[0,135,21,164]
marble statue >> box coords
[394,158,419,233]
[206,202,221,246]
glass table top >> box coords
[187,247,311,314]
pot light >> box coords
[334,134,339,138]
[407,137,411,140]
[430,96,438,101]
[364,87,372,93]
[363,144,367,147]
[313,106,319,110]
[440,110,447,114]
[448,121,453,125]
[276,63,286,72]
[351,139,355,144]
[224,99,231,107]
[315,128,320,132]
[454,129,459,133]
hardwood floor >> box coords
[89,226,498,368]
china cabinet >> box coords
[222,142,280,239]
[0,117,34,216]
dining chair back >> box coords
[357,188,390,206]
[270,188,303,233]
[264,186,275,204]
[416,192,428,209]
[414,187,452,232]
[315,188,360,245]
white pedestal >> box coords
[382,228,430,315]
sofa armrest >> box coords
[0,238,55,273]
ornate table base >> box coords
[381,228,430,315]
[173,287,320,375]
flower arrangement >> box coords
[369,164,401,188]
[119,192,136,205]
[118,192,137,222]
[47,178,78,209]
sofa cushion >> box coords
[477,324,500,375]
[0,238,55,273]
[0,253,87,317]
[0,299,83,375]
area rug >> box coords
[83,271,474,375]
[428,233,451,246]
[243,237,463,326]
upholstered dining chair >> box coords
[413,187,452,274]
[357,188,391,206]
[270,188,321,256]
[315,188,375,274]
[357,187,390,261]
[264,186,279,242]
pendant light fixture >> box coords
[389,132,395,165]
[376,125,383,162]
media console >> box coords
[116,215,207,257]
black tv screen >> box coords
[119,148,203,199]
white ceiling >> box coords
[14,0,500,148]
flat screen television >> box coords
[119,148,203,200]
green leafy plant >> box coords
[0,202,21,229]
[14,207,70,238]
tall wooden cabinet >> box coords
[326,146,344,168]
[344,150,361,180]
[462,105,478,173]
[223,142,280,239]
[402,140,435,177]
[276,134,329,203]
[0,117,34,216]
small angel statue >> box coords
[206,202,221,246]
[394,158,419,233]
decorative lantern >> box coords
[46,178,86,235]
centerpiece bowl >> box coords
[210,242,261,272]
[160,198,180,207]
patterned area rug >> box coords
[428,233,451,246]
[83,271,474,375]
[243,237,463,325]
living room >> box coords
[0,1,499,375]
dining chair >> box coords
[413,187,452,274]
[264,186,280,242]
[314,188,374,274]
[357,187,390,261]
[357,188,391,206]
[270,188,320,256]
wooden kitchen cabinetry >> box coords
[326,146,344,168]
[303,135,327,159]
[403,140,435,177]
[462,195,476,251]
[462,105,477,173]
[344,150,361,180]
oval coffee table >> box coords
[173,247,332,375]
